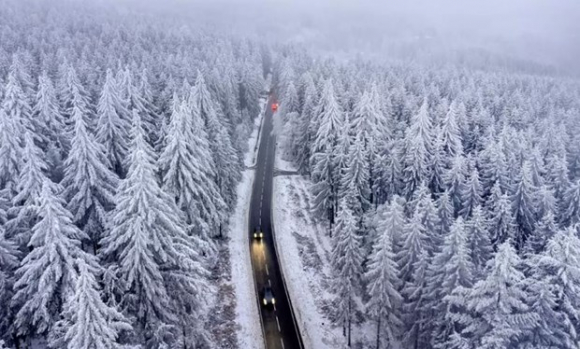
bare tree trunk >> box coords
[347,297,352,347]
[376,315,381,349]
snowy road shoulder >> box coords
[227,98,267,349]
[272,154,345,349]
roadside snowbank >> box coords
[272,153,344,349]
[228,98,267,349]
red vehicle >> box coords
[271,103,279,112]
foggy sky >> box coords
[117,0,580,74]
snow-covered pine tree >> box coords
[425,217,474,348]
[429,129,447,194]
[465,205,492,277]
[331,196,363,347]
[524,210,558,255]
[49,258,132,349]
[121,69,159,145]
[33,71,65,154]
[401,249,430,349]
[61,101,119,251]
[350,87,389,205]
[99,109,208,347]
[192,72,240,211]
[562,179,580,226]
[310,79,344,230]
[293,73,317,174]
[341,133,371,216]
[459,166,483,218]
[96,69,130,177]
[488,182,517,247]
[0,107,24,196]
[0,226,19,343]
[365,204,404,349]
[535,184,557,221]
[510,161,538,248]
[444,153,467,214]
[445,241,538,349]
[403,100,433,198]
[532,227,580,338]
[397,207,429,283]
[436,190,454,236]
[159,97,225,253]
[2,69,32,134]
[441,100,463,158]
[5,132,49,248]
[12,181,93,340]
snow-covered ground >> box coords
[226,97,267,349]
[272,146,374,349]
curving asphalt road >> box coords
[248,95,304,349]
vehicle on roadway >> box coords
[253,226,263,239]
[262,286,276,307]
[271,102,279,112]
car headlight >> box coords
[263,298,267,305]
[260,232,263,238]
[272,298,276,305]
[254,233,257,238]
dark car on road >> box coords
[253,226,263,240]
[262,286,276,307]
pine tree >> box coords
[441,101,463,158]
[96,69,130,177]
[5,132,49,247]
[49,259,132,349]
[535,184,557,221]
[0,227,19,341]
[33,71,65,153]
[12,181,92,338]
[401,250,430,349]
[350,87,389,204]
[397,208,428,283]
[425,217,474,348]
[446,241,538,349]
[479,139,508,197]
[122,69,158,145]
[429,130,447,194]
[0,109,22,192]
[331,196,363,347]
[533,228,580,337]
[61,102,119,250]
[459,166,483,218]
[488,183,517,247]
[562,179,580,226]
[365,209,404,349]
[310,80,344,229]
[2,69,32,133]
[510,161,538,248]
[293,73,317,174]
[436,191,454,236]
[524,210,558,254]
[465,205,492,276]
[341,133,371,215]
[445,154,467,213]
[403,100,433,197]
[99,110,208,347]
[413,183,441,257]
[159,99,225,252]
[192,72,240,211]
